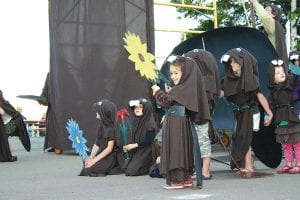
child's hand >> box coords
[151,85,160,95]
[156,156,160,164]
[0,106,5,115]
[263,113,273,126]
[123,143,138,152]
[165,83,172,93]
[85,158,96,168]
[219,90,224,98]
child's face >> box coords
[229,57,241,77]
[170,65,182,85]
[134,104,143,116]
[265,6,275,18]
[274,66,286,83]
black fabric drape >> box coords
[48,0,155,150]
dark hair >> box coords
[269,4,281,21]
[170,56,185,68]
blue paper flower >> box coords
[66,119,89,160]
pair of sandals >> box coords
[277,165,300,174]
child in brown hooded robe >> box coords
[267,59,300,174]
[80,99,120,176]
[152,56,210,189]
[184,49,221,179]
[123,98,158,176]
[220,48,273,173]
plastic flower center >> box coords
[76,136,80,143]
[138,53,145,62]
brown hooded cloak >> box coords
[184,49,221,141]
[125,98,158,176]
[83,99,120,176]
[221,48,260,169]
[184,49,221,100]
[168,56,211,124]
[267,61,300,143]
[155,56,208,184]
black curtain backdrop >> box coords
[48,0,155,151]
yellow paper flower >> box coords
[123,32,158,81]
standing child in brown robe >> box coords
[152,56,210,189]
[80,99,120,176]
[220,48,273,173]
[184,49,221,179]
[123,98,158,176]
[266,59,300,174]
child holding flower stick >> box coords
[152,56,210,189]
[79,99,121,176]
[123,98,158,176]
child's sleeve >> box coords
[137,129,156,148]
[154,90,174,107]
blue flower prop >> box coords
[66,119,89,160]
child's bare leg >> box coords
[9,143,15,156]
[244,148,254,172]
[202,157,211,177]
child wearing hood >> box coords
[267,59,300,174]
[152,56,210,189]
[220,48,273,173]
[183,49,221,180]
[80,99,121,176]
[122,98,158,176]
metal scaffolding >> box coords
[153,0,218,61]
[154,0,218,35]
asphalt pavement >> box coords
[1,137,299,200]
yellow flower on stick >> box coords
[123,32,158,82]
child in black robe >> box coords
[0,89,30,162]
[220,48,273,173]
[123,98,158,176]
[80,99,120,176]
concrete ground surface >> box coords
[1,137,299,200]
